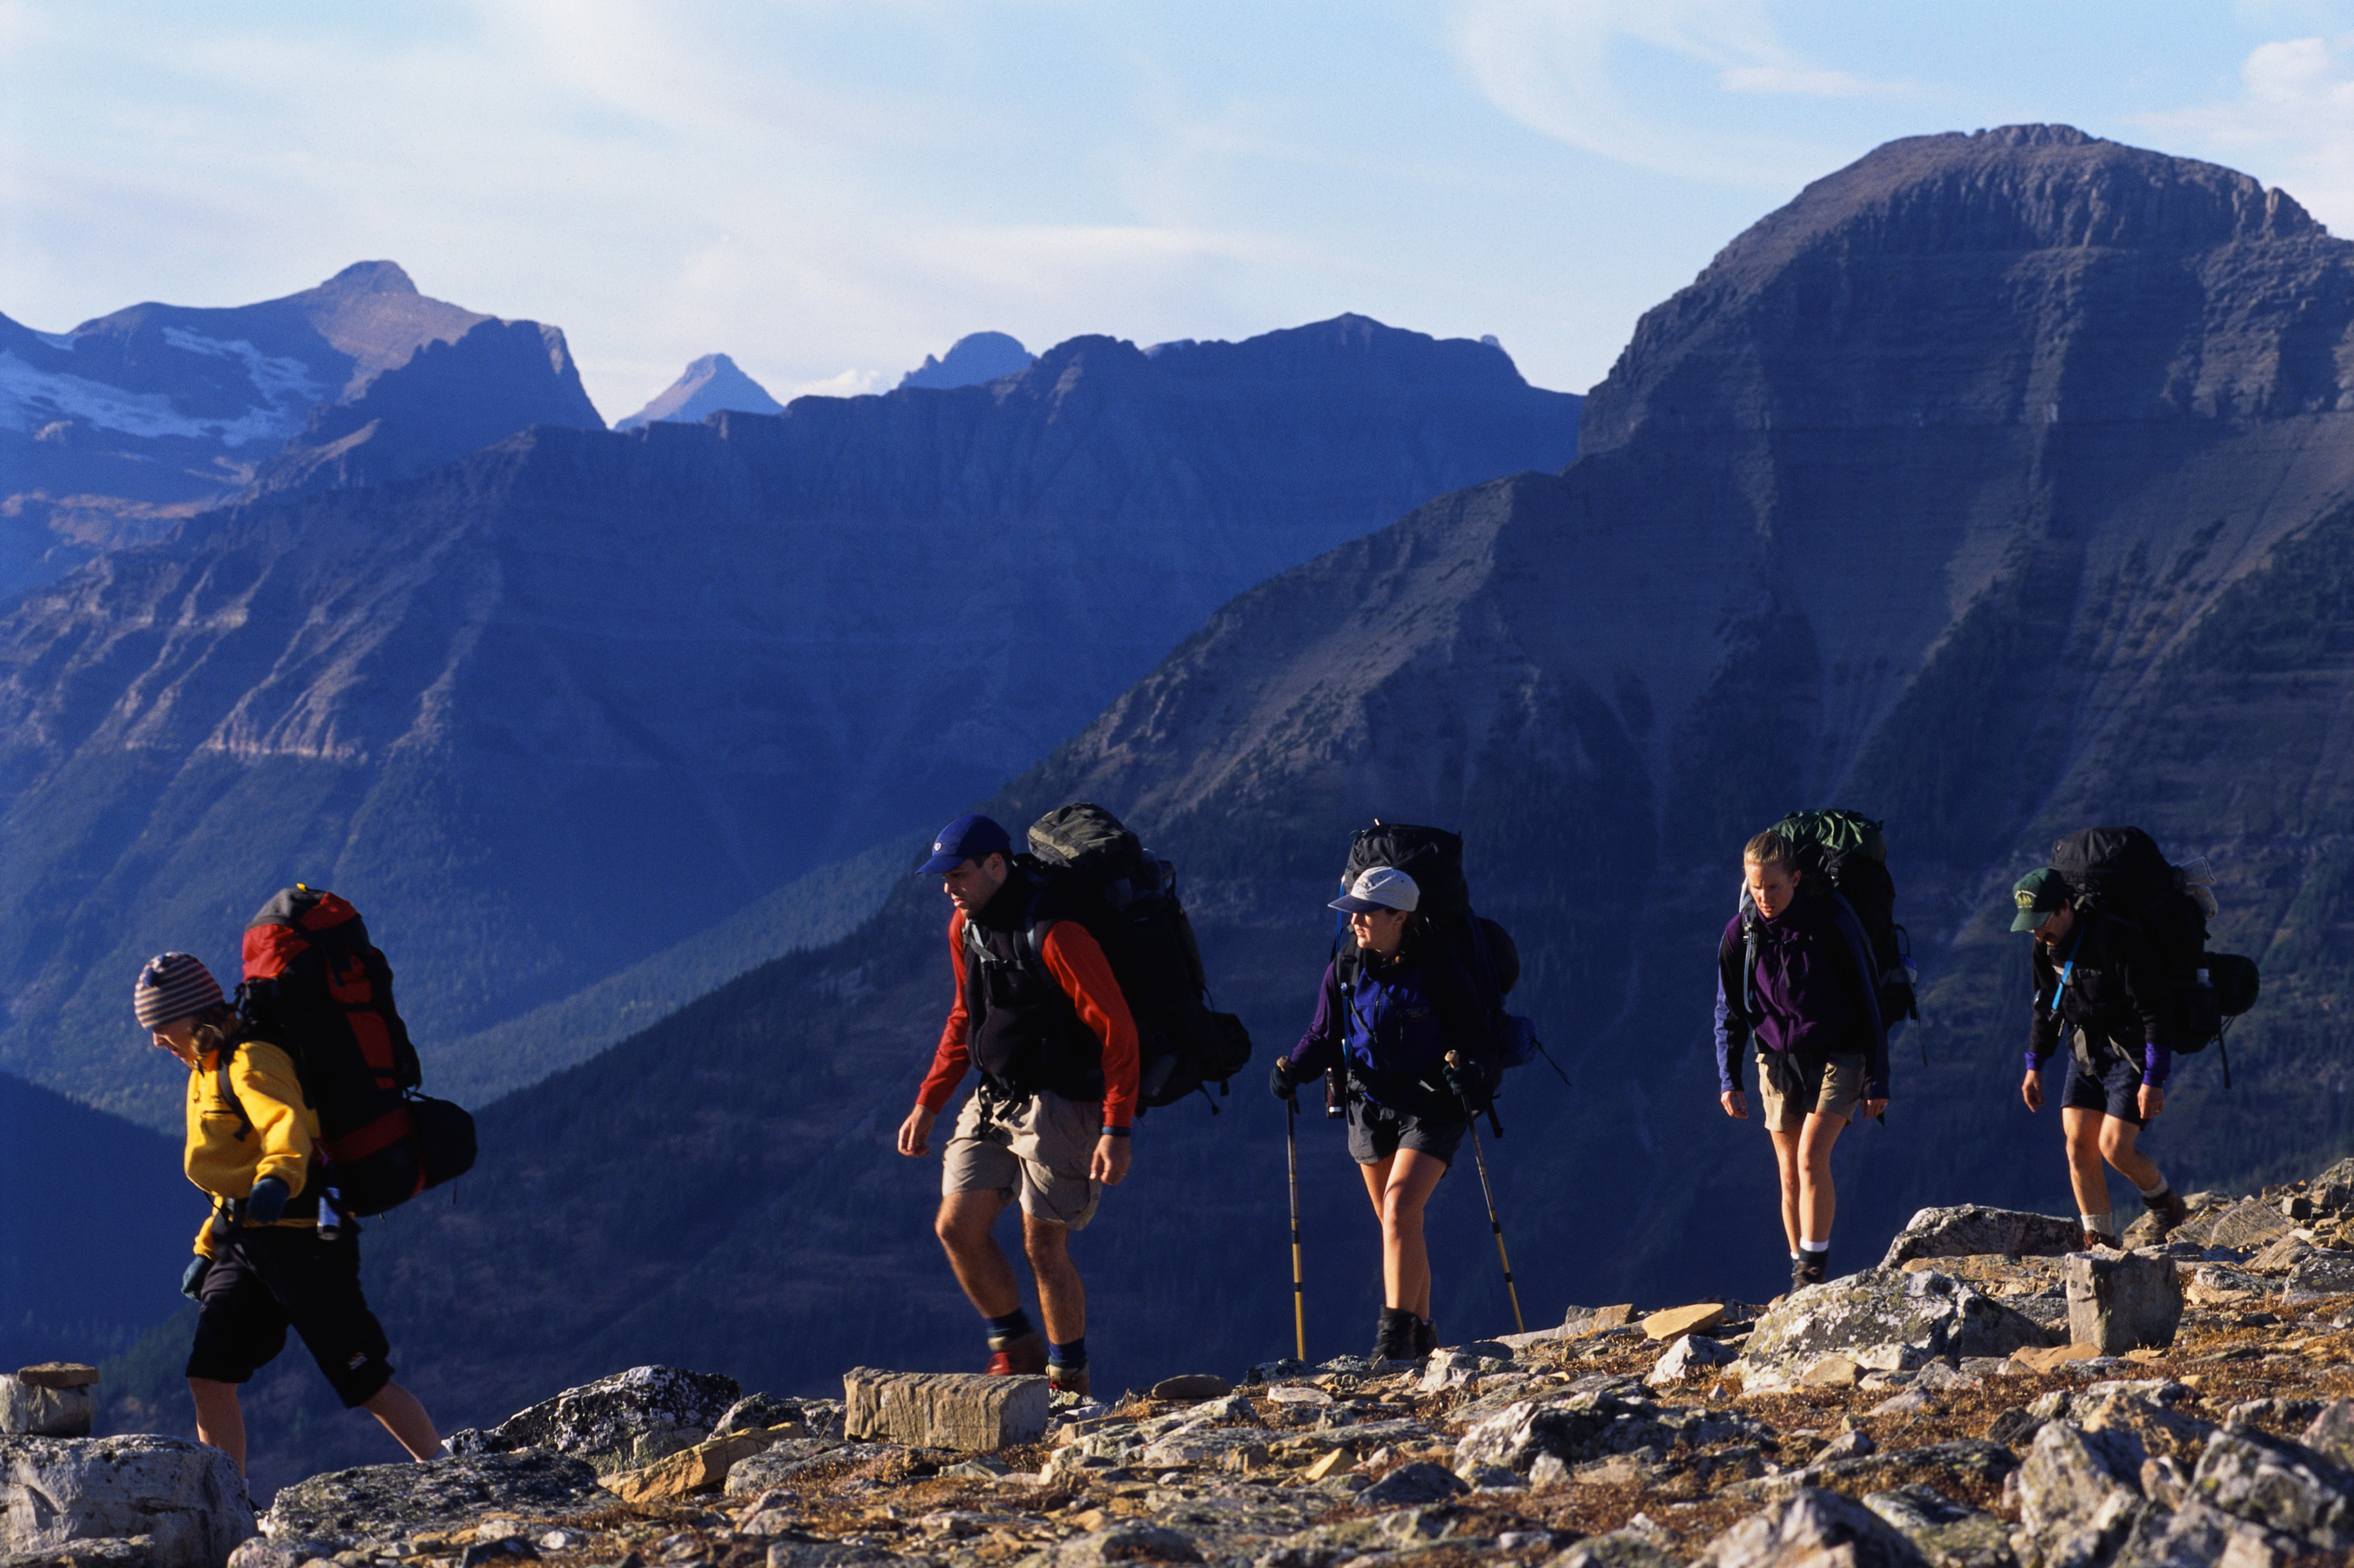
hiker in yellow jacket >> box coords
[136,953,440,1473]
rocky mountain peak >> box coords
[1581,125,2353,452]
[310,260,421,298]
[616,353,784,431]
[899,331,1035,391]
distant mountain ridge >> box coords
[898,331,1033,389]
[277,126,2354,1480]
[0,262,601,596]
[0,314,1578,1126]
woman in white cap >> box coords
[1269,867,1499,1361]
[135,953,440,1473]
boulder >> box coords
[1356,1462,1465,1509]
[2190,1426,2354,1550]
[1146,1376,1231,1402]
[1563,1305,1637,1333]
[1454,1378,1768,1477]
[2286,1250,2354,1296]
[714,1394,802,1436]
[2065,1251,2183,1354]
[1,1537,159,1568]
[842,1369,1048,1452]
[0,1380,93,1439]
[0,1436,251,1568]
[1695,1487,1929,1567]
[261,1452,606,1551]
[600,1431,778,1503]
[476,1367,740,1473]
[1881,1205,2084,1267]
[2301,1399,2354,1472]
[724,1442,889,1499]
[2311,1158,2354,1213]
[2016,1421,2147,1564]
[1645,1334,1738,1389]
[1743,1269,2056,1374]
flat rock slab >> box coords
[2175,1197,2294,1251]
[1564,1305,1637,1333]
[1745,1268,2056,1373]
[1148,1376,1232,1402]
[262,1452,606,1551]
[842,1369,1047,1452]
[1643,1304,1725,1341]
[2289,1250,2354,1295]
[0,1434,252,1568]
[1882,1205,2083,1267]
[12,1369,98,1392]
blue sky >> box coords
[4,1,2352,420]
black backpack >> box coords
[1335,821,1545,1074]
[233,886,476,1216]
[999,804,1252,1111]
[2049,827,2259,1058]
[1741,810,1920,1034]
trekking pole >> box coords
[1285,1095,1306,1362]
[1449,1052,1524,1334]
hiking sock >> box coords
[985,1309,1035,1350]
[2135,1175,2172,1202]
[1048,1337,1086,1369]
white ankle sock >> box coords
[2082,1211,2116,1237]
[1800,1239,1828,1255]
[2136,1174,2172,1200]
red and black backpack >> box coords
[231,885,475,1216]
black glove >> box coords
[1269,1059,1299,1102]
[244,1176,289,1226]
[1444,1060,1492,1117]
[181,1256,210,1300]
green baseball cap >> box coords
[2010,867,2070,932]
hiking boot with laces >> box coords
[2147,1189,2190,1238]
[986,1330,1048,1376]
[1371,1306,1419,1363]
[1412,1316,1438,1359]
[1791,1254,1828,1289]
[1047,1361,1090,1399]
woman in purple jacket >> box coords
[1714,831,1890,1289]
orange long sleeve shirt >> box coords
[918,910,1140,1129]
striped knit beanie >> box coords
[134,953,224,1029]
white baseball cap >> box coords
[1329,865,1419,915]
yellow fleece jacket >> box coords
[184,1036,319,1257]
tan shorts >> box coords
[941,1088,1104,1230]
[1755,1049,1866,1133]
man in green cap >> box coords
[2012,867,2190,1248]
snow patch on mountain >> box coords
[0,350,312,445]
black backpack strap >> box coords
[213,1041,254,1141]
[1741,916,1761,1020]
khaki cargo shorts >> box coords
[942,1088,1103,1230]
[1755,1048,1867,1132]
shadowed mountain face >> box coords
[0,262,601,595]
[614,354,786,431]
[220,126,2354,1479]
[0,315,1578,1126]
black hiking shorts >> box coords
[1345,1096,1467,1167]
[2061,1034,2147,1126]
[187,1224,394,1407]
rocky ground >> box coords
[14,1162,2354,1568]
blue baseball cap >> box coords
[920,813,1014,875]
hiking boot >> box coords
[1791,1254,1828,1289]
[1047,1362,1090,1399]
[1371,1306,1419,1363]
[986,1331,1048,1376]
[2079,1231,2117,1252]
[2147,1188,2190,1237]
[1412,1316,1438,1359]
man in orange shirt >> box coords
[896,814,1138,1399]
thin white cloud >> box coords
[1451,0,1912,185]
[2145,31,2354,234]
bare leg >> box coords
[2097,1116,2162,1192]
[935,1190,1020,1318]
[1795,1111,1847,1241]
[1022,1214,1085,1344]
[1767,1129,1803,1253]
[188,1377,246,1474]
[2060,1107,2112,1217]
[361,1380,440,1461]
[1375,1151,1449,1318]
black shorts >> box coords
[186,1226,394,1408]
[1345,1096,1467,1167]
[2060,1037,2147,1127]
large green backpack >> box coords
[1741,810,1920,1031]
